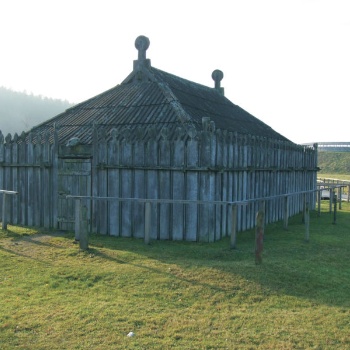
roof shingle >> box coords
[29,36,290,145]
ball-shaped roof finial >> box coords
[135,35,150,60]
[212,70,224,89]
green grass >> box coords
[318,173,350,181]
[318,151,350,175]
[1,202,350,349]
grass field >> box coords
[318,173,350,181]
[0,201,349,349]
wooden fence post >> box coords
[255,209,264,264]
[79,205,89,250]
[2,192,7,230]
[302,193,306,223]
[283,196,289,230]
[230,204,237,249]
[144,201,151,245]
[332,194,337,225]
[338,187,342,210]
[259,200,266,230]
[75,199,81,241]
[305,202,310,242]
[329,188,333,213]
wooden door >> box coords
[57,158,91,231]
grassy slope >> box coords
[318,151,350,176]
[0,202,350,349]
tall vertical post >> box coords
[302,193,306,223]
[259,200,266,229]
[230,204,237,249]
[75,199,81,241]
[283,196,289,230]
[255,209,264,264]
[2,192,7,230]
[79,204,89,250]
[304,202,310,242]
[52,124,59,229]
[144,201,151,245]
[332,194,337,225]
[338,187,342,210]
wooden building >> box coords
[0,36,318,241]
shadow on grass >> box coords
[85,245,230,295]
[0,228,70,263]
[84,209,350,309]
[1,207,349,308]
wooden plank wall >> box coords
[0,127,318,242]
[0,131,55,229]
[91,126,318,241]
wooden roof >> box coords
[30,36,290,144]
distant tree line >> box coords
[0,86,74,136]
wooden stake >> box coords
[144,201,151,245]
[305,202,310,242]
[255,209,264,264]
[2,193,7,230]
[75,199,81,241]
[283,196,289,230]
[230,205,237,249]
[332,194,337,225]
[79,205,89,250]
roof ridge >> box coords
[156,81,196,133]
[151,67,216,92]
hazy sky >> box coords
[1,0,349,144]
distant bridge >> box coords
[303,142,350,152]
